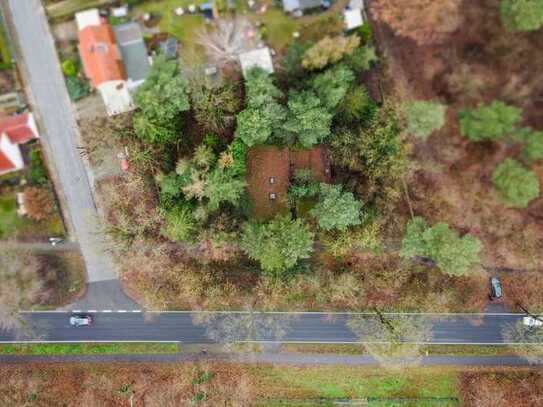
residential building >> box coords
[238,47,274,78]
[282,0,328,14]
[0,113,39,175]
[76,9,150,116]
[113,22,150,88]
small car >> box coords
[489,277,502,300]
[69,314,93,327]
[523,316,543,328]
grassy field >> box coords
[279,343,517,356]
[0,362,464,405]
[133,0,206,64]
[0,342,179,355]
[0,192,65,239]
[0,195,33,238]
[46,0,116,22]
[250,365,459,401]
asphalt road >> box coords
[3,0,135,309]
[0,312,526,344]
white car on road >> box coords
[523,316,543,328]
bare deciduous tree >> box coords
[195,19,251,65]
[348,313,433,369]
[502,319,543,364]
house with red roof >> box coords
[76,9,134,116]
[0,113,39,175]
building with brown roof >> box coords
[246,145,331,219]
[76,9,135,116]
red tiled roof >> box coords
[0,149,16,173]
[0,113,37,144]
[78,23,126,88]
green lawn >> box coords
[0,195,32,238]
[0,342,180,355]
[251,365,460,401]
[46,0,117,22]
[0,16,12,69]
[134,0,206,64]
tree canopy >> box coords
[458,101,521,142]
[302,35,360,70]
[283,91,332,148]
[501,0,543,32]
[133,56,190,144]
[522,131,543,162]
[311,64,355,112]
[405,100,447,139]
[309,183,362,231]
[400,217,482,276]
[240,215,314,275]
[235,68,286,147]
[492,158,540,208]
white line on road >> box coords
[87,310,97,313]
[117,310,127,313]
[102,310,112,313]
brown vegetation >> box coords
[462,371,543,407]
[21,187,54,221]
[371,0,543,271]
[371,0,463,45]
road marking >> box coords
[117,310,127,313]
[102,310,112,313]
[71,310,81,313]
[87,310,97,313]
[132,310,142,313]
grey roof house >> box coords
[282,0,327,13]
[113,22,150,87]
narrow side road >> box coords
[2,0,135,310]
[0,353,535,366]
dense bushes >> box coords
[492,158,540,208]
[458,101,521,141]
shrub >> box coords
[500,0,543,32]
[27,149,48,186]
[160,206,197,243]
[400,217,482,276]
[337,86,377,125]
[65,76,89,101]
[357,22,373,45]
[22,187,54,221]
[492,158,540,208]
[405,100,447,139]
[61,59,77,77]
[522,131,543,162]
[344,45,378,72]
[458,101,521,141]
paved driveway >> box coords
[3,0,135,309]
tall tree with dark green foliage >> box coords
[492,158,540,208]
[458,101,521,142]
[240,215,314,275]
[283,91,332,148]
[235,68,286,147]
[309,184,362,231]
[400,217,482,276]
[133,55,190,144]
[311,64,355,112]
[501,0,543,32]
